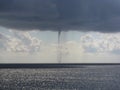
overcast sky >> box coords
[0,0,120,63]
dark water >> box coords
[0,65,120,90]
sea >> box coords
[0,64,120,90]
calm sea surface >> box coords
[0,65,120,90]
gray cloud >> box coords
[0,0,120,32]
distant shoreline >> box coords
[0,63,120,68]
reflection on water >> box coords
[0,65,120,90]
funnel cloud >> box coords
[0,0,120,32]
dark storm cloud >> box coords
[0,0,120,32]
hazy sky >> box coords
[0,0,120,63]
[0,27,120,63]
